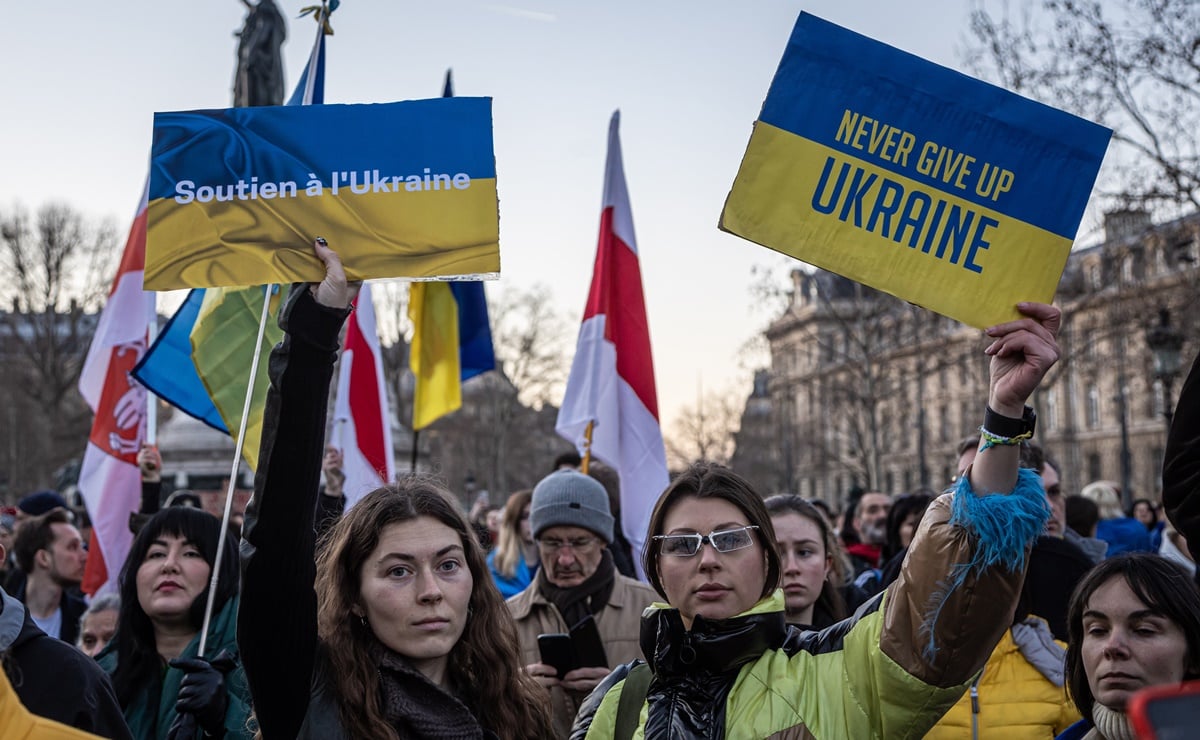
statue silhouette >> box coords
[234,0,287,107]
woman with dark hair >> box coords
[763,495,846,629]
[1057,553,1200,740]
[487,489,537,598]
[573,301,1063,739]
[238,239,553,739]
[877,492,934,589]
[98,506,251,739]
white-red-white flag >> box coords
[556,111,669,577]
[78,181,155,595]
[333,282,395,509]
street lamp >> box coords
[1145,308,1185,430]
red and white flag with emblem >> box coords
[556,111,669,578]
[77,182,155,595]
[332,282,395,509]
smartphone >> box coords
[1128,680,1200,740]
[570,615,609,669]
[537,633,575,679]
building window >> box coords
[1087,386,1101,428]
[1152,379,1166,419]
[1121,255,1135,284]
[885,470,894,494]
[1046,390,1058,431]
[1087,263,1102,290]
[1087,453,1103,482]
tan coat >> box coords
[507,573,657,738]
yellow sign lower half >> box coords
[146,179,500,290]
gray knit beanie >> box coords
[530,469,614,544]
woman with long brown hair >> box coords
[237,239,552,739]
[763,494,847,629]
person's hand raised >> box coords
[309,237,361,309]
[983,302,1062,416]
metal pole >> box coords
[198,284,274,657]
[1116,375,1133,511]
[1163,375,1175,432]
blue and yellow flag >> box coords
[720,13,1111,328]
[407,70,496,430]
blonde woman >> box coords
[487,490,539,598]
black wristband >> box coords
[983,405,1036,438]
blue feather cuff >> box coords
[948,468,1050,573]
[919,468,1049,660]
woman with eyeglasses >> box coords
[573,302,1063,739]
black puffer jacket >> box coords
[573,601,860,739]
[640,608,792,738]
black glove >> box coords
[166,650,236,739]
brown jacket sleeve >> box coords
[881,468,1046,689]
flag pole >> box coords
[581,420,595,474]
[145,301,159,446]
[197,284,274,656]
[410,429,419,473]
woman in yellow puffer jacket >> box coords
[924,615,1080,740]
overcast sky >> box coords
[4,1,1096,438]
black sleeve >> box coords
[140,480,162,514]
[1164,352,1200,562]
[75,664,135,740]
[237,288,348,740]
[314,489,346,544]
[569,660,636,740]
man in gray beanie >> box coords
[506,468,656,738]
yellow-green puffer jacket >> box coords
[573,472,1048,740]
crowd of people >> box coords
[2,239,1199,739]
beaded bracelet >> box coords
[978,425,1033,451]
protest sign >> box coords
[145,97,499,290]
[720,13,1111,328]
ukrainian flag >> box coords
[408,70,496,431]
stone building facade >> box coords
[735,210,1200,511]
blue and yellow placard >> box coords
[145,97,499,290]
[720,13,1111,328]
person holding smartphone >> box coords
[507,469,657,737]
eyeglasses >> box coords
[537,536,598,552]
[653,526,760,557]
